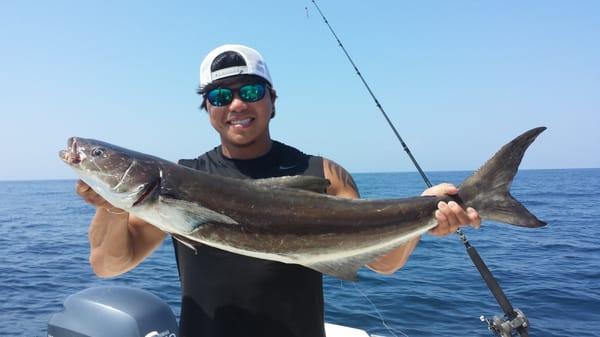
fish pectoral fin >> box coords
[305,251,388,281]
[158,196,239,234]
[252,175,330,193]
[307,261,362,281]
[171,234,199,253]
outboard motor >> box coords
[48,286,178,337]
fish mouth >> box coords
[132,177,160,207]
[59,137,81,165]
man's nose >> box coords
[228,95,247,112]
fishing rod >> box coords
[310,1,529,336]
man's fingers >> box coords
[430,210,448,236]
[421,183,458,197]
[443,183,459,195]
[75,180,110,207]
[86,193,104,206]
[435,209,447,224]
[75,180,91,196]
[438,201,459,227]
[449,201,470,225]
[431,201,482,236]
[467,207,481,229]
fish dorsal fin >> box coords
[252,175,330,193]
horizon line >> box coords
[1,167,598,183]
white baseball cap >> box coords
[199,44,272,91]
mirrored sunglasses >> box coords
[206,83,267,107]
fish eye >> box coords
[91,147,105,157]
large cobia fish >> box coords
[59,127,547,280]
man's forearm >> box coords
[88,208,135,277]
[366,236,421,274]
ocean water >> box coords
[1,169,599,337]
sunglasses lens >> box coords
[207,88,233,106]
[206,83,266,106]
[239,83,266,103]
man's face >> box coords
[205,77,275,149]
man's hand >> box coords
[422,183,481,236]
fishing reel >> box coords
[480,308,529,337]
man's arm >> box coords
[322,158,360,199]
[322,159,480,275]
[76,180,166,277]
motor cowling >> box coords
[48,286,178,337]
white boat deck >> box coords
[325,323,371,337]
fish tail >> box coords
[457,127,547,228]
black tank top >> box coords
[174,141,326,337]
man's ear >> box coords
[269,88,277,119]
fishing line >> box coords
[334,279,408,337]
[309,1,529,336]
[352,282,409,337]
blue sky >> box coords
[1,1,598,181]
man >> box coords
[76,44,480,337]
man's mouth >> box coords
[227,117,254,127]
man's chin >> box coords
[222,135,257,148]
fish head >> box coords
[60,137,162,209]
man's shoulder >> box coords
[177,146,220,169]
[272,140,325,179]
[177,158,198,168]
[273,140,316,159]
